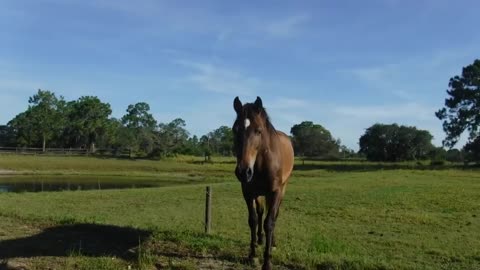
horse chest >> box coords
[242,174,277,196]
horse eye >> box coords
[255,129,262,135]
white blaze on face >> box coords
[248,155,256,169]
[244,118,251,129]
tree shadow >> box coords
[0,223,151,261]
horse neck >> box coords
[256,130,279,168]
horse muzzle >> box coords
[236,165,254,183]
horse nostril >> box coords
[245,167,253,181]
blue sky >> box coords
[1,0,479,149]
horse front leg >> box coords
[263,191,281,270]
[256,197,265,245]
[245,197,258,262]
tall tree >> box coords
[463,137,480,163]
[205,126,234,156]
[445,148,464,163]
[339,144,356,159]
[157,118,190,156]
[181,135,202,156]
[97,117,122,150]
[66,96,112,152]
[290,121,339,158]
[121,102,157,130]
[0,125,15,147]
[199,135,212,160]
[359,123,434,162]
[8,111,37,147]
[27,90,65,151]
[436,59,480,148]
[121,102,157,156]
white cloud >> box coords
[175,60,261,95]
[269,97,308,109]
[345,48,478,101]
[349,66,391,83]
[262,14,310,38]
[216,29,232,43]
[346,64,415,100]
[333,102,435,121]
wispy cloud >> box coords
[175,60,261,95]
[269,97,308,109]
[349,66,391,83]
[345,48,477,101]
[262,14,310,38]
[345,64,416,100]
[333,102,435,121]
[216,29,232,43]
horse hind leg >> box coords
[262,191,282,270]
[272,207,281,248]
[255,197,265,245]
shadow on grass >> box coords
[0,223,151,261]
[0,223,303,270]
[293,163,465,172]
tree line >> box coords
[0,89,467,162]
[0,89,439,162]
[0,90,236,158]
[1,59,479,162]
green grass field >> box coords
[0,155,479,269]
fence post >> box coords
[205,186,212,234]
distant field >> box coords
[0,154,235,177]
[0,155,479,269]
[0,154,461,177]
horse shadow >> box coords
[0,223,151,261]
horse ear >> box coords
[254,96,263,109]
[233,96,242,114]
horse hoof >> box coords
[262,262,272,270]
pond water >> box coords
[0,175,183,193]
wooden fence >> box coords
[0,147,130,157]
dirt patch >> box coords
[0,217,293,270]
[154,256,247,270]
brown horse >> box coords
[232,96,294,270]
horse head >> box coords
[232,96,272,183]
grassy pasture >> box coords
[0,155,479,269]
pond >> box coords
[0,175,193,193]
